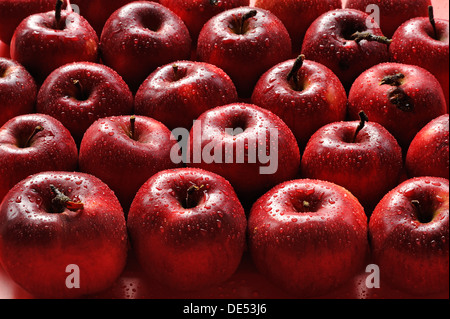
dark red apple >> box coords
[100,1,192,92]
[10,1,99,83]
[79,115,183,213]
[248,178,368,297]
[251,54,348,149]
[197,6,292,97]
[0,171,128,298]
[0,114,78,204]
[301,111,403,211]
[347,62,447,150]
[0,57,37,127]
[127,167,247,291]
[301,8,390,90]
[35,62,134,144]
[186,103,301,207]
[390,6,449,110]
[406,114,449,179]
[369,176,449,296]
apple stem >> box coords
[209,0,219,6]
[24,126,44,147]
[287,54,305,90]
[130,115,136,140]
[428,5,438,40]
[55,0,64,29]
[172,64,180,81]
[238,10,257,34]
[380,73,405,86]
[353,111,369,143]
[50,184,84,213]
[351,31,392,45]
[185,183,205,209]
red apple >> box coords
[347,62,447,150]
[254,0,342,53]
[301,8,390,90]
[158,0,250,42]
[197,6,292,98]
[100,1,192,92]
[35,62,134,144]
[369,177,449,296]
[79,115,182,213]
[0,171,128,298]
[127,167,247,291]
[186,103,301,207]
[0,114,78,203]
[10,1,99,83]
[0,57,37,127]
[390,6,449,110]
[345,0,431,38]
[135,60,238,131]
[248,178,368,297]
[251,54,348,149]
[406,114,449,180]
[301,111,403,211]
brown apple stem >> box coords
[351,31,392,45]
[50,184,84,213]
[428,5,438,39]
[172,64,180,81]
[353,111,369,143]
[24,126,44,147]
[240,10,257,34]
[380,73,405,86]
[287,54,305,90]
[55,0,64,29]
[209,0,219,6]
[185,183,205,209]
[130,115,136,140]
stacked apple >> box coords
[0,0,448,299]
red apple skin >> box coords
[347,62,447,150]
[100,1,192,92]
[0,40,9,58]
[79,115,183,213]
[369,177,449,296]
[0,114,78,203]
[135,60,238,131]
[248,178,368,297]
[187,103,301,207]
[345,0,431,38]
[301,119,403,211]
[301,9,390,90]
[254,0,342,53]
[197,6,292,98]
[159,0,250,42]
[251,57,347,149]
[10,8,99,84]
[127,167,247,291]
[0,171,128,298]
[406,114,449,180]
[35,62,134,144]
[390,16,449,111]
[0,58,37,127]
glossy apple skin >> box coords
[187,103,301,207]
[79,115,182,213]
[369,177,449,296]
[159,0,250,42]
[390,17,449,110]
[248,178,368,297]
[135,60,238,131]
[127,168,247,291]
[251,58,347,149]
[406,114,449,179]
[100,1,192,92]
[301,9,390,90]
[301,120,403,211]
[35,62,134,144]
[197,6,292,98]
[10,9,99,84]
[0,114,78,203]
[0,58,37,127]
[254,0,342,52]
[345,0,431,38]
[0,171,128,298]
[348,62,447,150]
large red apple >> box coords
[248,178,368,297]
[0,57,37,127]
[135,60,238,131]
[0,114,78,203]
[127,167,247,291]
[197,6,292,98]
[0,171,128,298]
[79,115,182,213]
[369,177,449,296]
